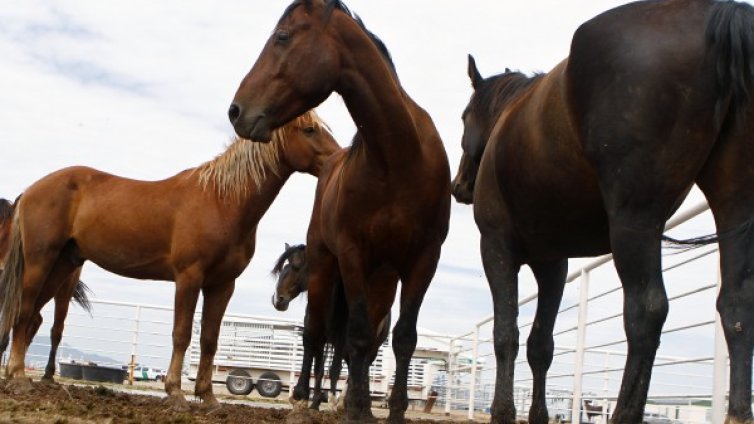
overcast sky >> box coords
[1,0,744,396]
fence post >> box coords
[712,267,727,424]
[445,338,454,415]
[129,305,142,385]
[468,325,480,420]
[572,269,590,424]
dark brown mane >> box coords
[0,199,13,222]
[272,244,305,275]
[473,71,544,118]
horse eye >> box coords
[276,30,290,43]
[302,127,316,134]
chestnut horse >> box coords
[229,1,451,422]
[0,197,92,380]
[451,1,754,423]
[0,110,340,409]
[271,243,390,411]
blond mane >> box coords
[198,110,326,200]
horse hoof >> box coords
[343,411,377,424]
[286,408,314,424]
[40,376,58,385]
[725,416,754,424]
[164,394,190,412]
[386,413,406,424]
[289,397,308,411]
[199,397,221,412]
[7,377,33,394]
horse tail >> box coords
[0,208,24,336]
[72,279,94,317]
[705,0,754,123]
[662,217,754,251]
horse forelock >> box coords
[199,111,325,200]
[272,244,305,275]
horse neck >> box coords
[335,27,422,168]
[236,161,294,233]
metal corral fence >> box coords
[445,202,734,424]
[10,298,458,404]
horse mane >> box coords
[475,71,544,117]
[282,1,396,74]
[0,199,13,222]
[272,244,305,275]
[198,110,324,200]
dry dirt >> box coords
[0,379,473,424]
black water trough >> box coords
[58,361,83,380]
[79,363,127,384]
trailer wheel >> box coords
[256,371,282,398]
[226,369,254,396]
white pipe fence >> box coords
[448,202,737,424]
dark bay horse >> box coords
[271,243,390,411]
[0,110,340,409]
[451,1,754,423]
[229,1,451,421]
[0,197,92,381]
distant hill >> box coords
[25,335,123,368]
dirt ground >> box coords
[0,379,476,424]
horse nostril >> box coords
[228,103,242,123]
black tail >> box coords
[706,0,754,123]
[662,216,754,251]
[72,280,94,316]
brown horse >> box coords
[0,197,92,381]
[271,243,390,411]
[229,1,451,422]
[0,110,340,409]
[451,1,754,423]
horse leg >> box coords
[327,341,345,410]
[696,120,754,424]
[479,228,521,424]
[43,268,80,381]
[194,280,235,408]
[338,251,376,423]
[387,247,440,424]
[291,248,337,409]
[526,259,567,424]
[164,271,202,411]
[309,344,326,410]
[606,216,667,423]
[6,253,65,390]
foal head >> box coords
[452,55,541,204]
[229,0,384,141]
[271,243,307,311]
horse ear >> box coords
[505,67,511,73]
[285,242,290,250]
[468,54,483,90]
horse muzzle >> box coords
[228,104,273,143]
[451,179,474,205]
[272,294,289,311]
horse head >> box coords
[229,0,345,141]
[452,55,536,204]
[279,110,340,177]
[271,243,307,311]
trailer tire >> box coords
[256,371,282,398]
[226,369,254,396]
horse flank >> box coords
[197,110,326,200]
[0,210,24,336]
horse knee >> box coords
[392,322,417,359]
[526,331,554,369]
[493,324,519,357]
[200,334,218,356]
